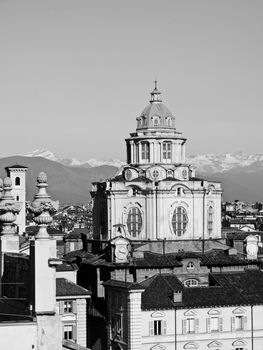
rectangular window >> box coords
[154,320,162,335]
[64,325,73,340]
[235,316,244,330]
[64,301,73,313]
[210,316,219,332]
[150,320,167,336]
[141,142,150,161]
[186,318,195,333]
[163,142,172,160]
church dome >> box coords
[136,82,176,131]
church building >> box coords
[92,83,222,242]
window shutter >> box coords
[72,300,77,313]
[206,318,211,333]
[243,316,247,330]
[219,317,223,332]
[182,320,187,334]
[195,318,199,333]
[73,325,77,341]
[59,301,64,315]
[162,320,167,335]
[149,321,154,336]
[231,316,235,331]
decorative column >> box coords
[28,172,62,350]
[0,177,21,254]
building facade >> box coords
[104,271,263,350]
[92,84,222,242]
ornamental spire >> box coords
[27,172,58,239]
[150,79,162,103]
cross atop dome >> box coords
[150,79,162,103]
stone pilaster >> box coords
[127,290,143,350]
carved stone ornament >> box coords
[27,172,58,239]
[0,177,22,235]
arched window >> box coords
[184,279,198,288]
[141,142,150,161]
[172,207,188,237]
[208,206,214,236]
[127,207,142,238]
[163,142,172,160]
[15,177,20,186]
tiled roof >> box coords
[198,249,248,266]
[56,278,91,297]
[141,274,183,310]
[103,280,144,290]
[181,285,245,309]
[140,273,248,310]
[64,249,95,262]
[140,270,263,311]
[132,251,182,268]
[211,270,263,304]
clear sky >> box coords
[0,0,263,161]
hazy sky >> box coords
[1,0,263,161]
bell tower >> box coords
[5,165,28,235]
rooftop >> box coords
[56,278,91,297]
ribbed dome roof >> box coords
[140,102,173,120]
[136,83,176,131]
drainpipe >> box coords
[174,306,177,350]
[155,182,158,240]
[202,187,206,254]
[251,304,254,350]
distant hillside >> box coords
[2,154,263,203]
[0,156,117,204]
[199,163,263,202]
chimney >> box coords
[173,290,182,303]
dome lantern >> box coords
[150,80,162,103]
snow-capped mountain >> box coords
[187,152,263,173]
[23,149,125,168]
[23,149,263,173]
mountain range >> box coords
[1,149,263,203]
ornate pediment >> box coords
[184,309,197,316]
[151,345,166,350]
[183,343,198,349]
[151,311,165,318]
[207,340,222,348]
[232,339,247,346]
[207,308,221,315]
[232,307,246,314]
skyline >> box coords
[1,0,263,160]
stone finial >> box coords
[27,172,58,239]
[0,177,22,235]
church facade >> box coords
[92,84,222,241]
